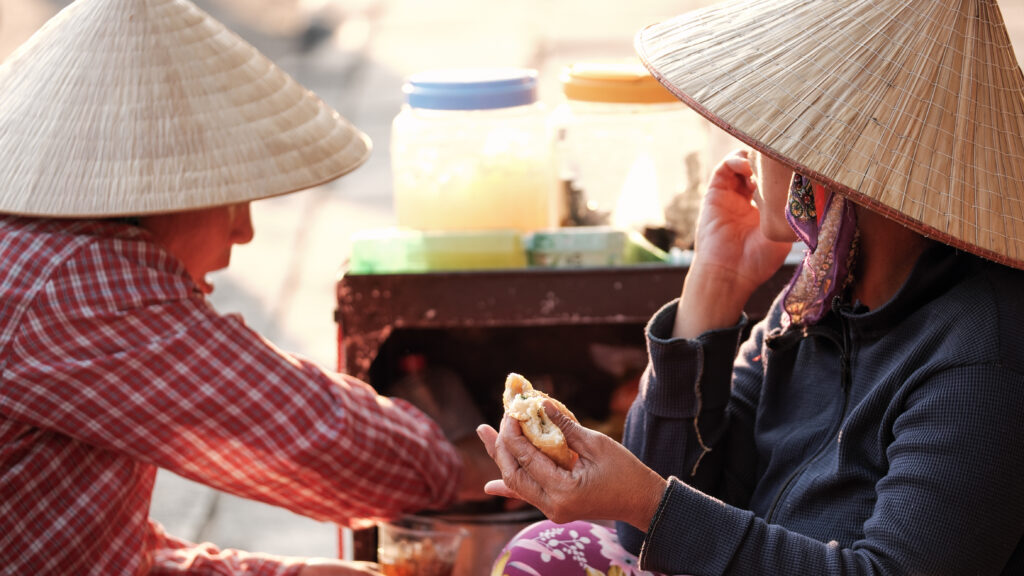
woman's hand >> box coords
[298,559,382,575]
[675,150,794,338]
[477,403,668,531]
[696,150,792,284]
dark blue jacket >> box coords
[619,245,1024,575]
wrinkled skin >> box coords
[477,403,666,531]
[674,149,795,338]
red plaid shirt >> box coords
[0,216,460,574]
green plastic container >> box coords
[525,226,626,267]
[624,229,669,263]
[525,226,668,268]
[348,228,527,274]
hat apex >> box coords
[0,0,370,217]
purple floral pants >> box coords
[491,520,675,576]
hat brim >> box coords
[636,0,1024,270]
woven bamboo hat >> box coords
[636,0,1024,270]
[0,0,371,217]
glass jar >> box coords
[552,61,711,248]
[390,68,556,232]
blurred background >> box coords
[3,0,1023,561]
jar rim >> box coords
[561,61,677,104]
[404,68,538,110]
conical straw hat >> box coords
[636,0,1024,270]
[0,0,371,217]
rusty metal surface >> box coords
[335,264,795,382]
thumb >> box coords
[543,401,586,447]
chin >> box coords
[196,275,214,294]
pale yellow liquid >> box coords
[393,163,555,232]
[391,106,557,232]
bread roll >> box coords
[502,373,578,469]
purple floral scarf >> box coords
[781,174,859,327]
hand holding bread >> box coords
[502,373,579,469]
[479,372,669,529]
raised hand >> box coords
[674,150,794,338]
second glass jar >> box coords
[552,61,711,248]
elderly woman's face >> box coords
[139,202,254,294]
[749,150,798,242]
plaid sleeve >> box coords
[3,234,460,526]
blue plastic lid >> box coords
[403,69,539,110]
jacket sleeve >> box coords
[3,240,460,526]
[616,298,774,555]
[617,290,1024,574]
[636,364,1024,575]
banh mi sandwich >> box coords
[502,373,579,469]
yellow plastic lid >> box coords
[560,61,678,104]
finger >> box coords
[476,424,498,460]
[483,479,520,499]
[498,413,523,437]
[723,156,755,187]
[492,423,529,479]
[491,432,545,500]
[501,419,560,479]
[496,413,565,483]
[715,151,752,177]
[708,157,755,198]
[543,401,587,447]
[492,438,555,511]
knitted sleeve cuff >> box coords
[642,300,748,418]
[639,476,754,575]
